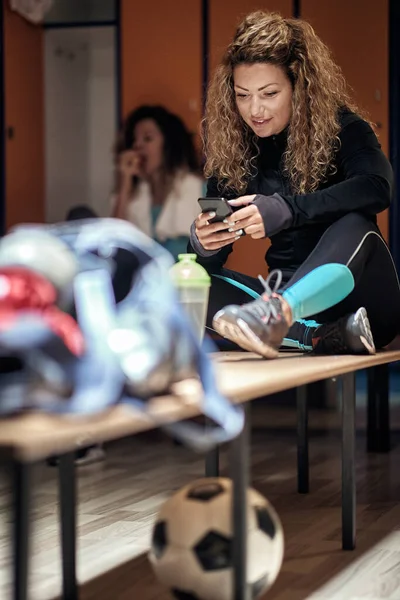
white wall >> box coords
[45,0,116,24]
[45,27,116,222]
[88,28,116,216]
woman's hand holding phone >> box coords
[195,210,243,251]
[226,195,265,239]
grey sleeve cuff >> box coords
[189,222,220,257]
[253,193,293,237]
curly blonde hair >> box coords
[204,11,361,194]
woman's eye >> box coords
[265,91,278,98]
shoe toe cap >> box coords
[213,305,241,322]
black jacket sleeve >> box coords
[280,118,393,228]
[253,117,393,235]
[187,176,234,269]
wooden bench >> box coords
[0,349,399,600]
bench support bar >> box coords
[12,460,31,600]
[367,364,390,453]
[342,372,356,550]
[231,403,251,600]
[59,452,78,600]
[297,385,309,493]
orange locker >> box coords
[302,0,389,240]
[3,0,45,228]
[121,0,202,138]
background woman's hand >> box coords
[226,195,266,239]
[195,212,243,251]
[113,150,142,218]
[118,150,142,180]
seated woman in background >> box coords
[112,105,203,260]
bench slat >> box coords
[215,350,400,401]
[0,350,399,461]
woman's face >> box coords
[132,118,164,178]
[233,63,293,137]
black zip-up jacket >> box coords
[188,110,393,280]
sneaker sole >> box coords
[212,313,279,359]
[75,446,106,466]
[354,307,376,355]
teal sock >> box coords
[282,264,354,322]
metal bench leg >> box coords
[342,372,356,550]
[12,460,32,600]
[297,385,309,493]
[204,417,220,477]
[205,447,220,477]
[367,364,390,453]
[230,403,251,600]
[58,452,78,600]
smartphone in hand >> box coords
[198,197,235,224]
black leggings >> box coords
[206,212,400,349]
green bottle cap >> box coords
[169,253,211,287]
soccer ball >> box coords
[149,477,284,600]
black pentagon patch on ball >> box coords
[187,482,225,501]
[194,531,232,570]
[171,588,200,600]
[254,505,276,539]
[172,589,200,600]
[152,521,168,558]
[252,574,269,598]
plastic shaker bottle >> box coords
[169,253,211,342]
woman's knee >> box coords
[332,212,379,235]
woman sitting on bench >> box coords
[188,10,400,358]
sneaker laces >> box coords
[243,269,283,321]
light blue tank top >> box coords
[151,206,188,261]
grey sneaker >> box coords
[312,307,375,355]
[212,270,289,359]
[74,444,106,466]
[47,444,105,467]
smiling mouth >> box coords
[251,118,272,126]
